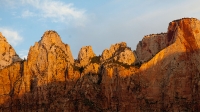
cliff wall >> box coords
[0,18,200,111]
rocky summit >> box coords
[0,33,21,69]
[0,18,200,111]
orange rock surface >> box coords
[0,33,21,69]
[78,46,96,67]
[1,18,200,111]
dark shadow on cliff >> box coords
[1,49,200,112]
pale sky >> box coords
[0,0,200,59]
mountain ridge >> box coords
[0,18,200,111]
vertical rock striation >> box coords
[138,18,200,111]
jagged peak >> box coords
[39,30,62,47]
[42,30,60,36]
[102,42,128,55]
[27,30,74,65]
[78,45,96,60]
[100,42,136,65]
[78,45,96,67]
[2,18,200,111]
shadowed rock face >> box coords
[136,33,169,63]
[1,18,200,111]
[0,33,21,69]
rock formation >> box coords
[101,42,127,61]
[136,33,167,63]
[1,18,200,111]
[138,18,200,111]
[25,30,75,94]
[0,33,21,69]
[78,46,96,67]
[101,42,136,65]
[116,48,136,65]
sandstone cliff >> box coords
[136,33,169,63]
[0,33,21,69]
[0,18,200,111]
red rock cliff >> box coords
[0,18,200,111]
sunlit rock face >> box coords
[26,30,74,86]
[0,33,22,69]
[1,18,200,111]
[101,42,127,61]
[101,42,137,65]
[138,18,200,111]
[78,46,96,67]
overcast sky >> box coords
[0,0,200,59]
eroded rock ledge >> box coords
[1,18,200,111]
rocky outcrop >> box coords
[78,46,96,67]
[27,30,74,83]
[135,32,174,63]
[116,48,136,65]
[0,33,22,69]
[101,42,127,61]
[1,18,200,111]
[137,18,200,111]
[101,42,136,65]
[135,18,199,64]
